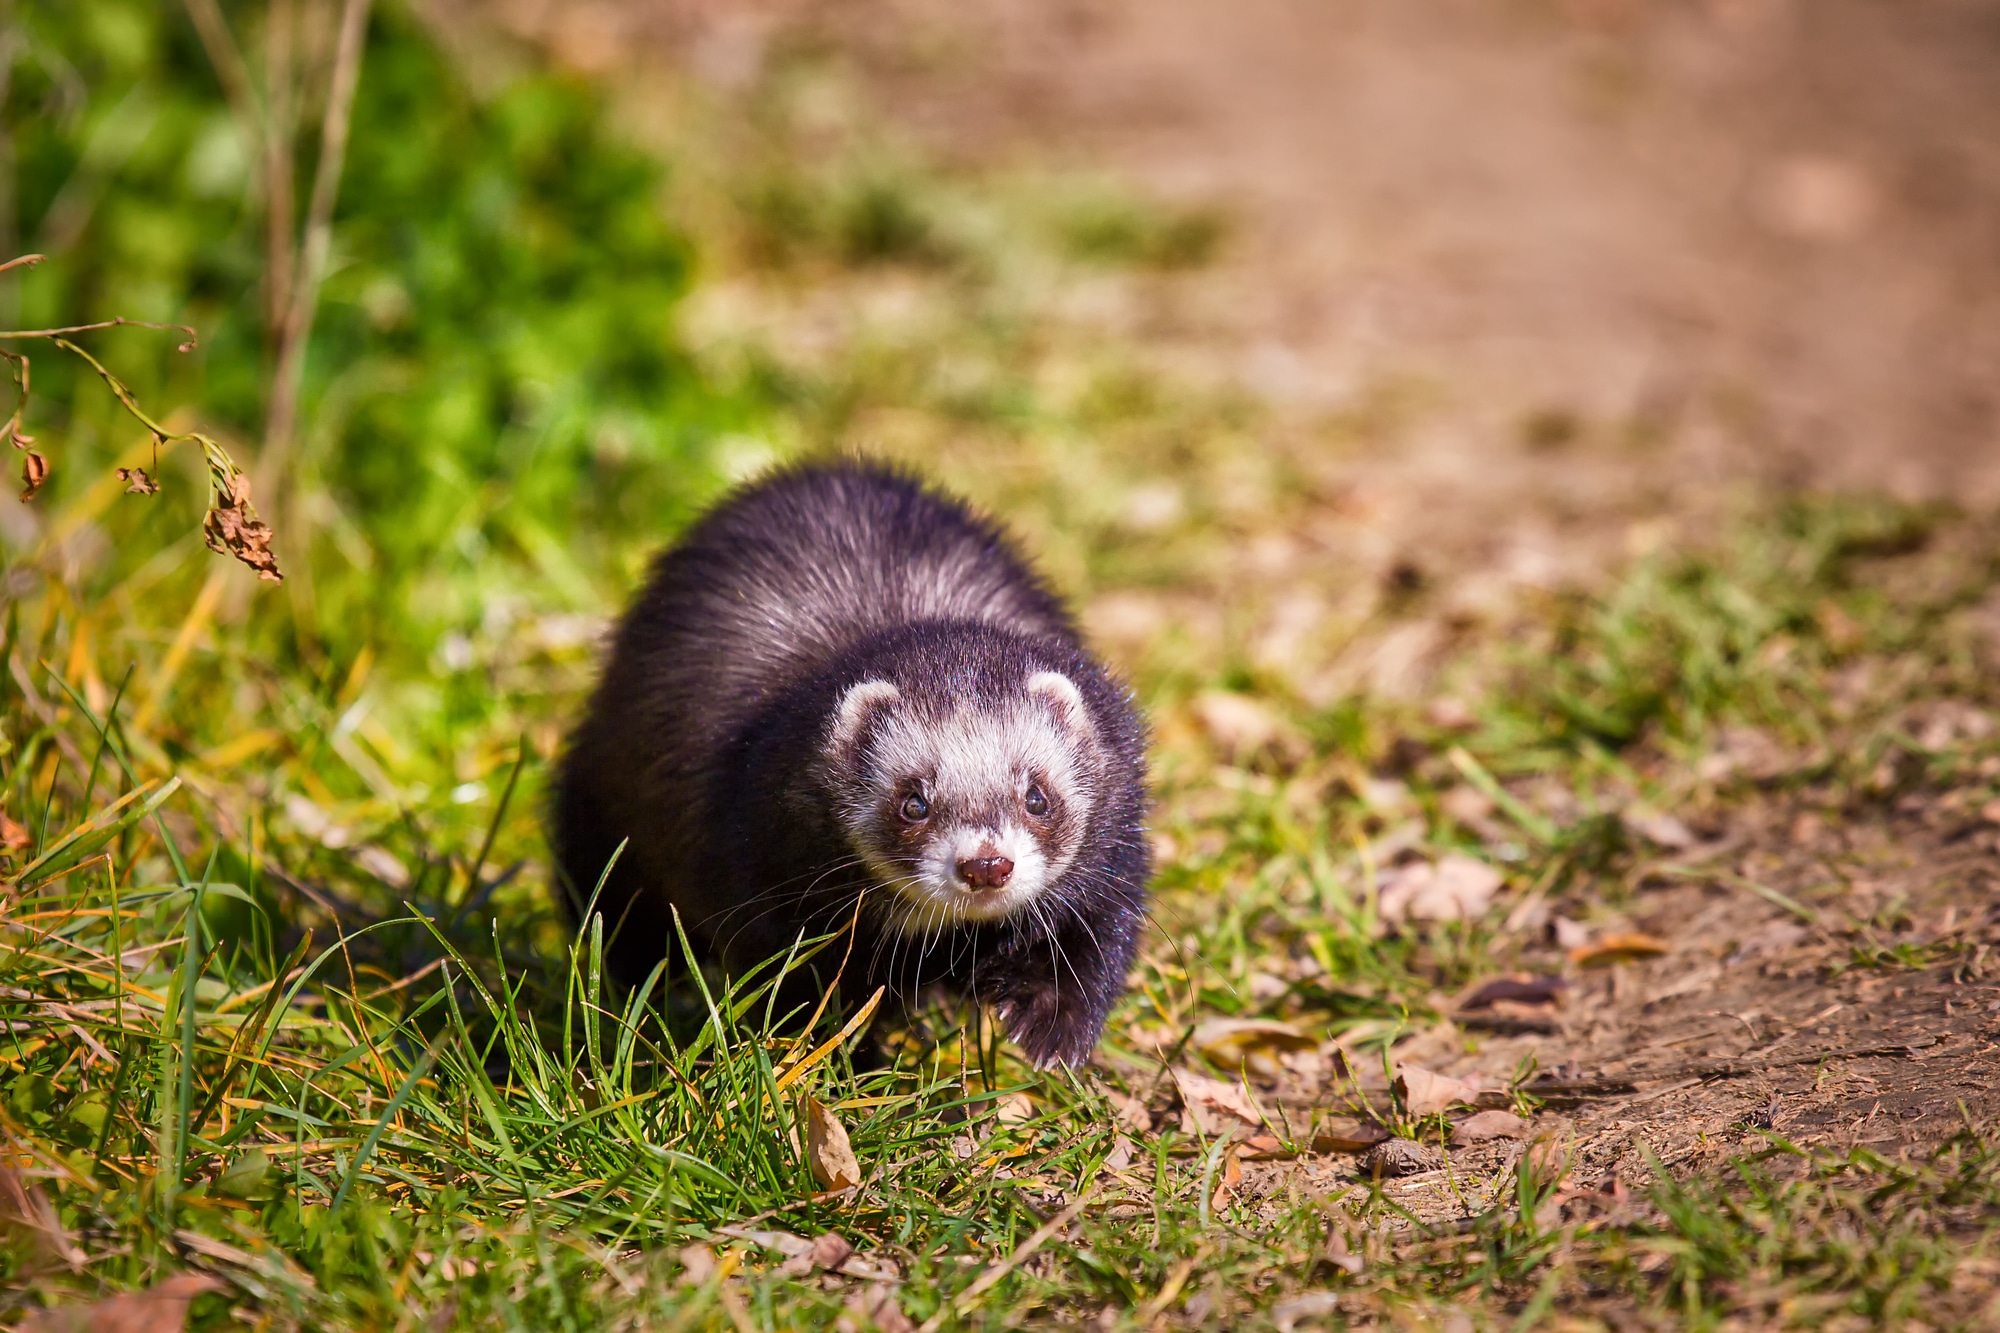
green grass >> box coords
[7,4,2000,1330]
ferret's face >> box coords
[825,672,1097,933]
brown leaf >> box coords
[1450,1109,1529,1144]
[115,467,159,495]
[1524,1133,1574,1188]
[1107,1090,1152,1134]
[676,1244,717,1286]
[775,1231,855,1278]
[1393,1064,1479,1117]
[0,813,28,852]
[1191,1018,1318,1072]
[1459,975,1567,1010]
[1210,1143,1243,1211]
[1377,854,1503,924]
[838,1284,916,1333]
[801,1094,862,1192]
[1980,797,2000,827]
[1568,932,1670,967]
[1170,1068,1265,1135]
[19,449,47,500]
[1622,807,1695,850]
[0,1162,81,1269]
[201,467,283,583]
[995,1091,1035,1126]
[20,1274,223,1333]
[1189,691,1306,766]
[1272,1291,1341,1333]
[1309,1119,1389,1155]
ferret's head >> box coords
[823,670,1098,933]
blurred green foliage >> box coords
[6,0,753,660]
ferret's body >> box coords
[553,460,1149,1066]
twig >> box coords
[261,0,373,494]
[0,316,199,350]
[177,0,260,136]
[264,0,297,336]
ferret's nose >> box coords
[957,856,1015,890]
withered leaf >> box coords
[839,1284,916,1333]
[1171,1068,1265,1135]
[115,467,159,496]
[202,467,283,583]
[1210,1143,1243,1211]
[19,450,47,501]
[0,813,28,852]
[676,1244,717,1286]
[1459,975,1568,1010]
[1393,1064,1480,1117]
[995,1091,1035,1126]
[20,1274,223,1333]
[1191,1017,1318,1071]
[1568,932,1671,967]
[1309,1119,1389,1154]
[800,1094,862,1192]
[1378,854,1503,924]
[1450,1109,1529,1143]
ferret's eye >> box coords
[899,793,931,823]
[1024,783,1049,818]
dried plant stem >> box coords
[263,0,297,337]
[178,0,260,135]
[261,0,372,499]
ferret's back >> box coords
[584,460,1080,788]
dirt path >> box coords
[500,0,2000,516]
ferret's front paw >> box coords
[999,992,1101,1069]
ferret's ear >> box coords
[1026,671,1092,737]
[828,679,901,754]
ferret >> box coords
[552,459,1151,1067]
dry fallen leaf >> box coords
[801,1094,862,1192]
[1451,1109,1529,1144]
[1568,932,1671,967]
[19,449,47,501]
[1171,1068,1265,1135]
[0,813,28,852]
[1524,1133,1574,1188]
[1551,915,1591,950]
[1210,1143,1243,1212]
[1980,797,2000,827]
[1377,854,1503,924]
[1106,1090,1152,1134]
[1191,1018,1318,1073]
[1459,975,1567,1010]
[1189,691,1306,766]
[1393,1064,1479,1117]
[1310,1119,1390,1154]
[1271,1291,1340,1333]
[838,1283,916,1333]
[20,1274,224,1333]
[1622,807,1695,850]
[777,1232,855,1278]
[0,1162,82,1268]
[995,1091,1035,1126]
[676,1244,717,1286]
